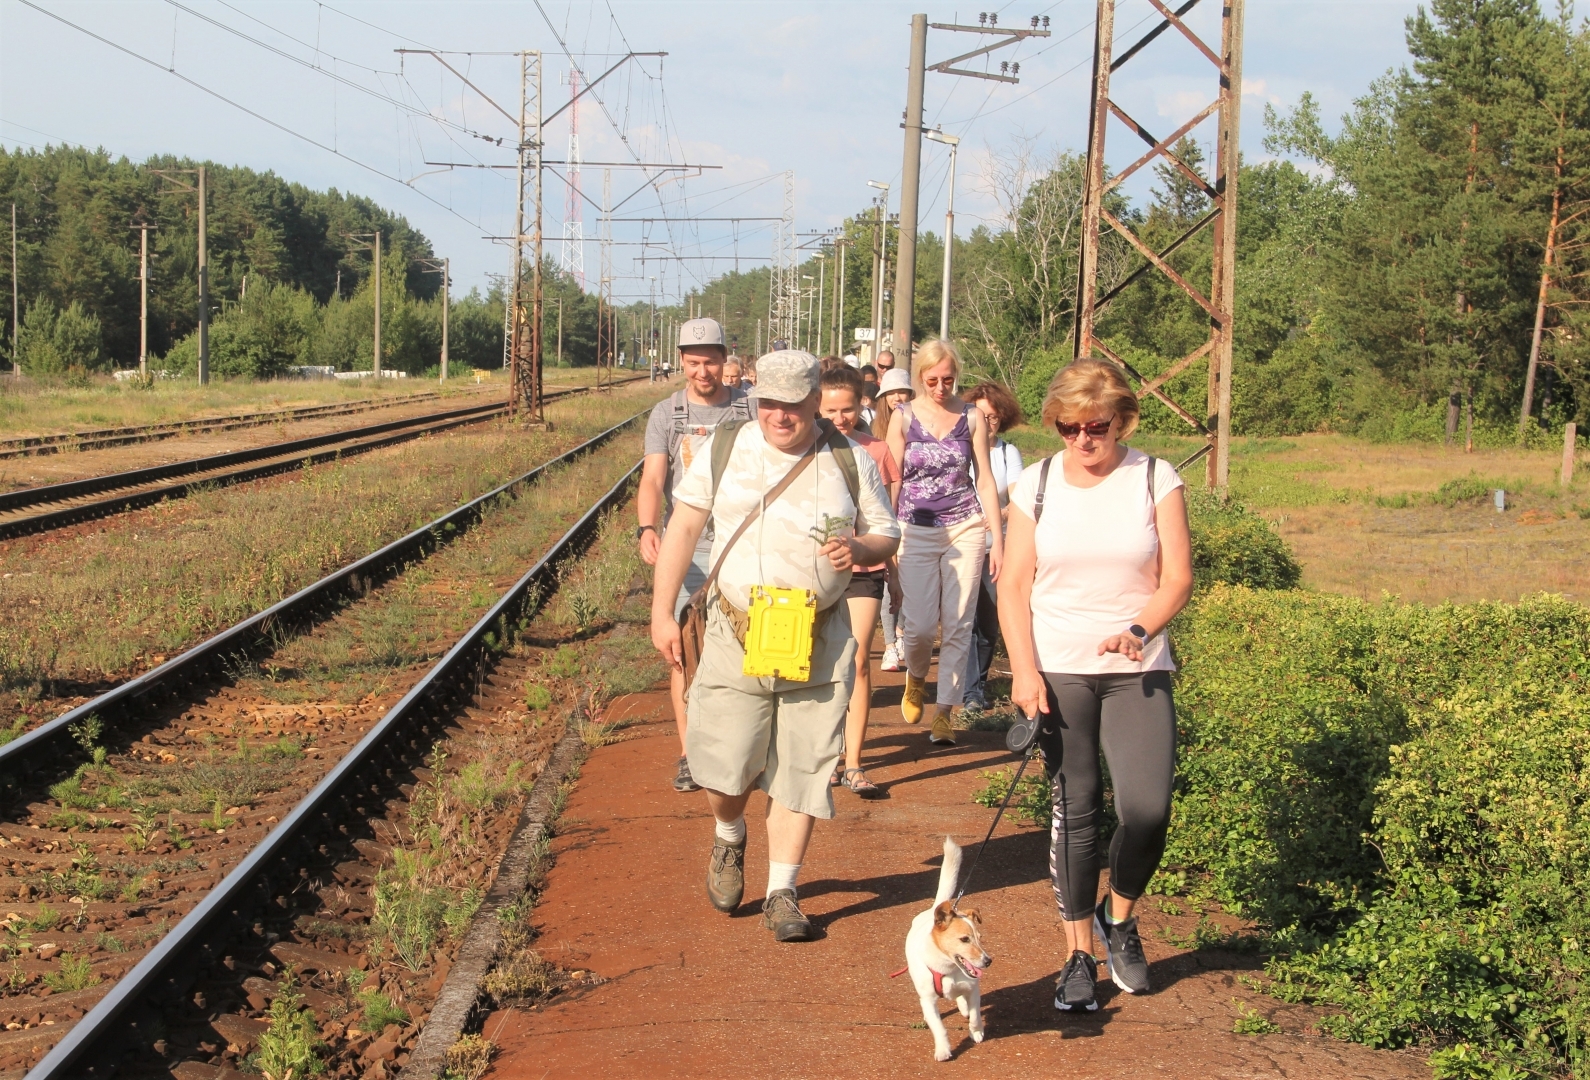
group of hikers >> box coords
[639,317,1193,1014]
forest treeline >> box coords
[4,1,1586,440]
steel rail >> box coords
[0,411,643,788]
[0,387,489,460]
[0,399,506,517]
[0,378,644,541]
[27,457,643,1077]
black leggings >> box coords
[1038,671,1176,921]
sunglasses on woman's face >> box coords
[1055,418,1115,439]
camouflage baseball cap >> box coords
[677,317,727,351]
[753,349,821,404]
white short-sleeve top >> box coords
[1009,447,1185,675]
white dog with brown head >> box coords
[902,838,992,1061]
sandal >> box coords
[841,767,883,799]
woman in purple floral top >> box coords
[885,339,1005,746]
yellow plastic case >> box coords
[743,586,818,680]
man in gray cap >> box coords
[651,350,900,941]
[638,317,753,793]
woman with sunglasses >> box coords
[998,358,1193,1014]
[886,339,1005,746]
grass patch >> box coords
[444,1034,496,1080]
[249,969,325,1079]
[0,382,663,689]
[42,952,99,992]
[1232,1001,1282,1036]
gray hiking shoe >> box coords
[761,889,813,941]
[1095,899,1151,994]
[673,755,700,793]
[1054,949,1100,1012]
[706,837,746,912]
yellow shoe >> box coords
[930,712,957,746]
[901,674,926,724]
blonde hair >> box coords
[910,338,962,398]
[1041,358,1140,439]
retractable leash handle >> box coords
[953,723,1040,911]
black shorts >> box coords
[843,568,887,601]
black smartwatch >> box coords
[1128,623,1149,644]
[635,524,657,540]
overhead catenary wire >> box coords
[16,0,486,232]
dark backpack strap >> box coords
[1034,456,1054,525]
[1146,455,1159,528]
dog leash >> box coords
[952,738,1040,912]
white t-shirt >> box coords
[1009,447,1184,674]
[673,423,900,611]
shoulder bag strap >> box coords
[695,429,825,602]
[1034,456,1054,525]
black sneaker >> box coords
[761,889,813,942]
[1054,949,1099,1012]
[706,836,745,912]
[1094,898,1151,994]
[673,755,700,793]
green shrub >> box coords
[1269,677,1590,1074]
[1165,586,1404,930]
[1161,588,1590,1074]
[1185,492,1302,590]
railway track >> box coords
[0,379,641,542]
[0,417,645,1076]
[0,387,500,461]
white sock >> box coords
[766,861,801,897]
[714,817,746,845]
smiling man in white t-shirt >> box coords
[651,350,900,942]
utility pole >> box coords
[10,204,17,378]
[891,14,929,368]
[415,257,450,381]
[127,223,156,377]
[867,181,889,361]
[151,166,210,383]
[925,128,959,341]
[816,256,826,357]
[346,231,383,376]
[891,14,1050,365]
[556,296,564,367]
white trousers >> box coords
[898,518,986,708]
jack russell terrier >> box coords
[898,838,993,1061]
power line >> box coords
[17,0,485,232]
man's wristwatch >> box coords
[1127,623,1149,645]
[635,524,657,540]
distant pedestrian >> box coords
[819,364,902,799]
[960,382,1024,711]
[874,367,915,670]
[724,357,744,388]
[637,318,753,794]
[875,349,896,377]
[886,339,1004,746]
[998,358,1193,1013]
[651,350,900,940]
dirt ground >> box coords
[479,650,1429,1080]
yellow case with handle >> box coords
[743,586,818,680]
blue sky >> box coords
[2,1,1424,301]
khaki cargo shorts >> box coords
[685,600,856,819]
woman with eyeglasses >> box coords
[997,358,1193,1015]
[886,339,1005,747]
